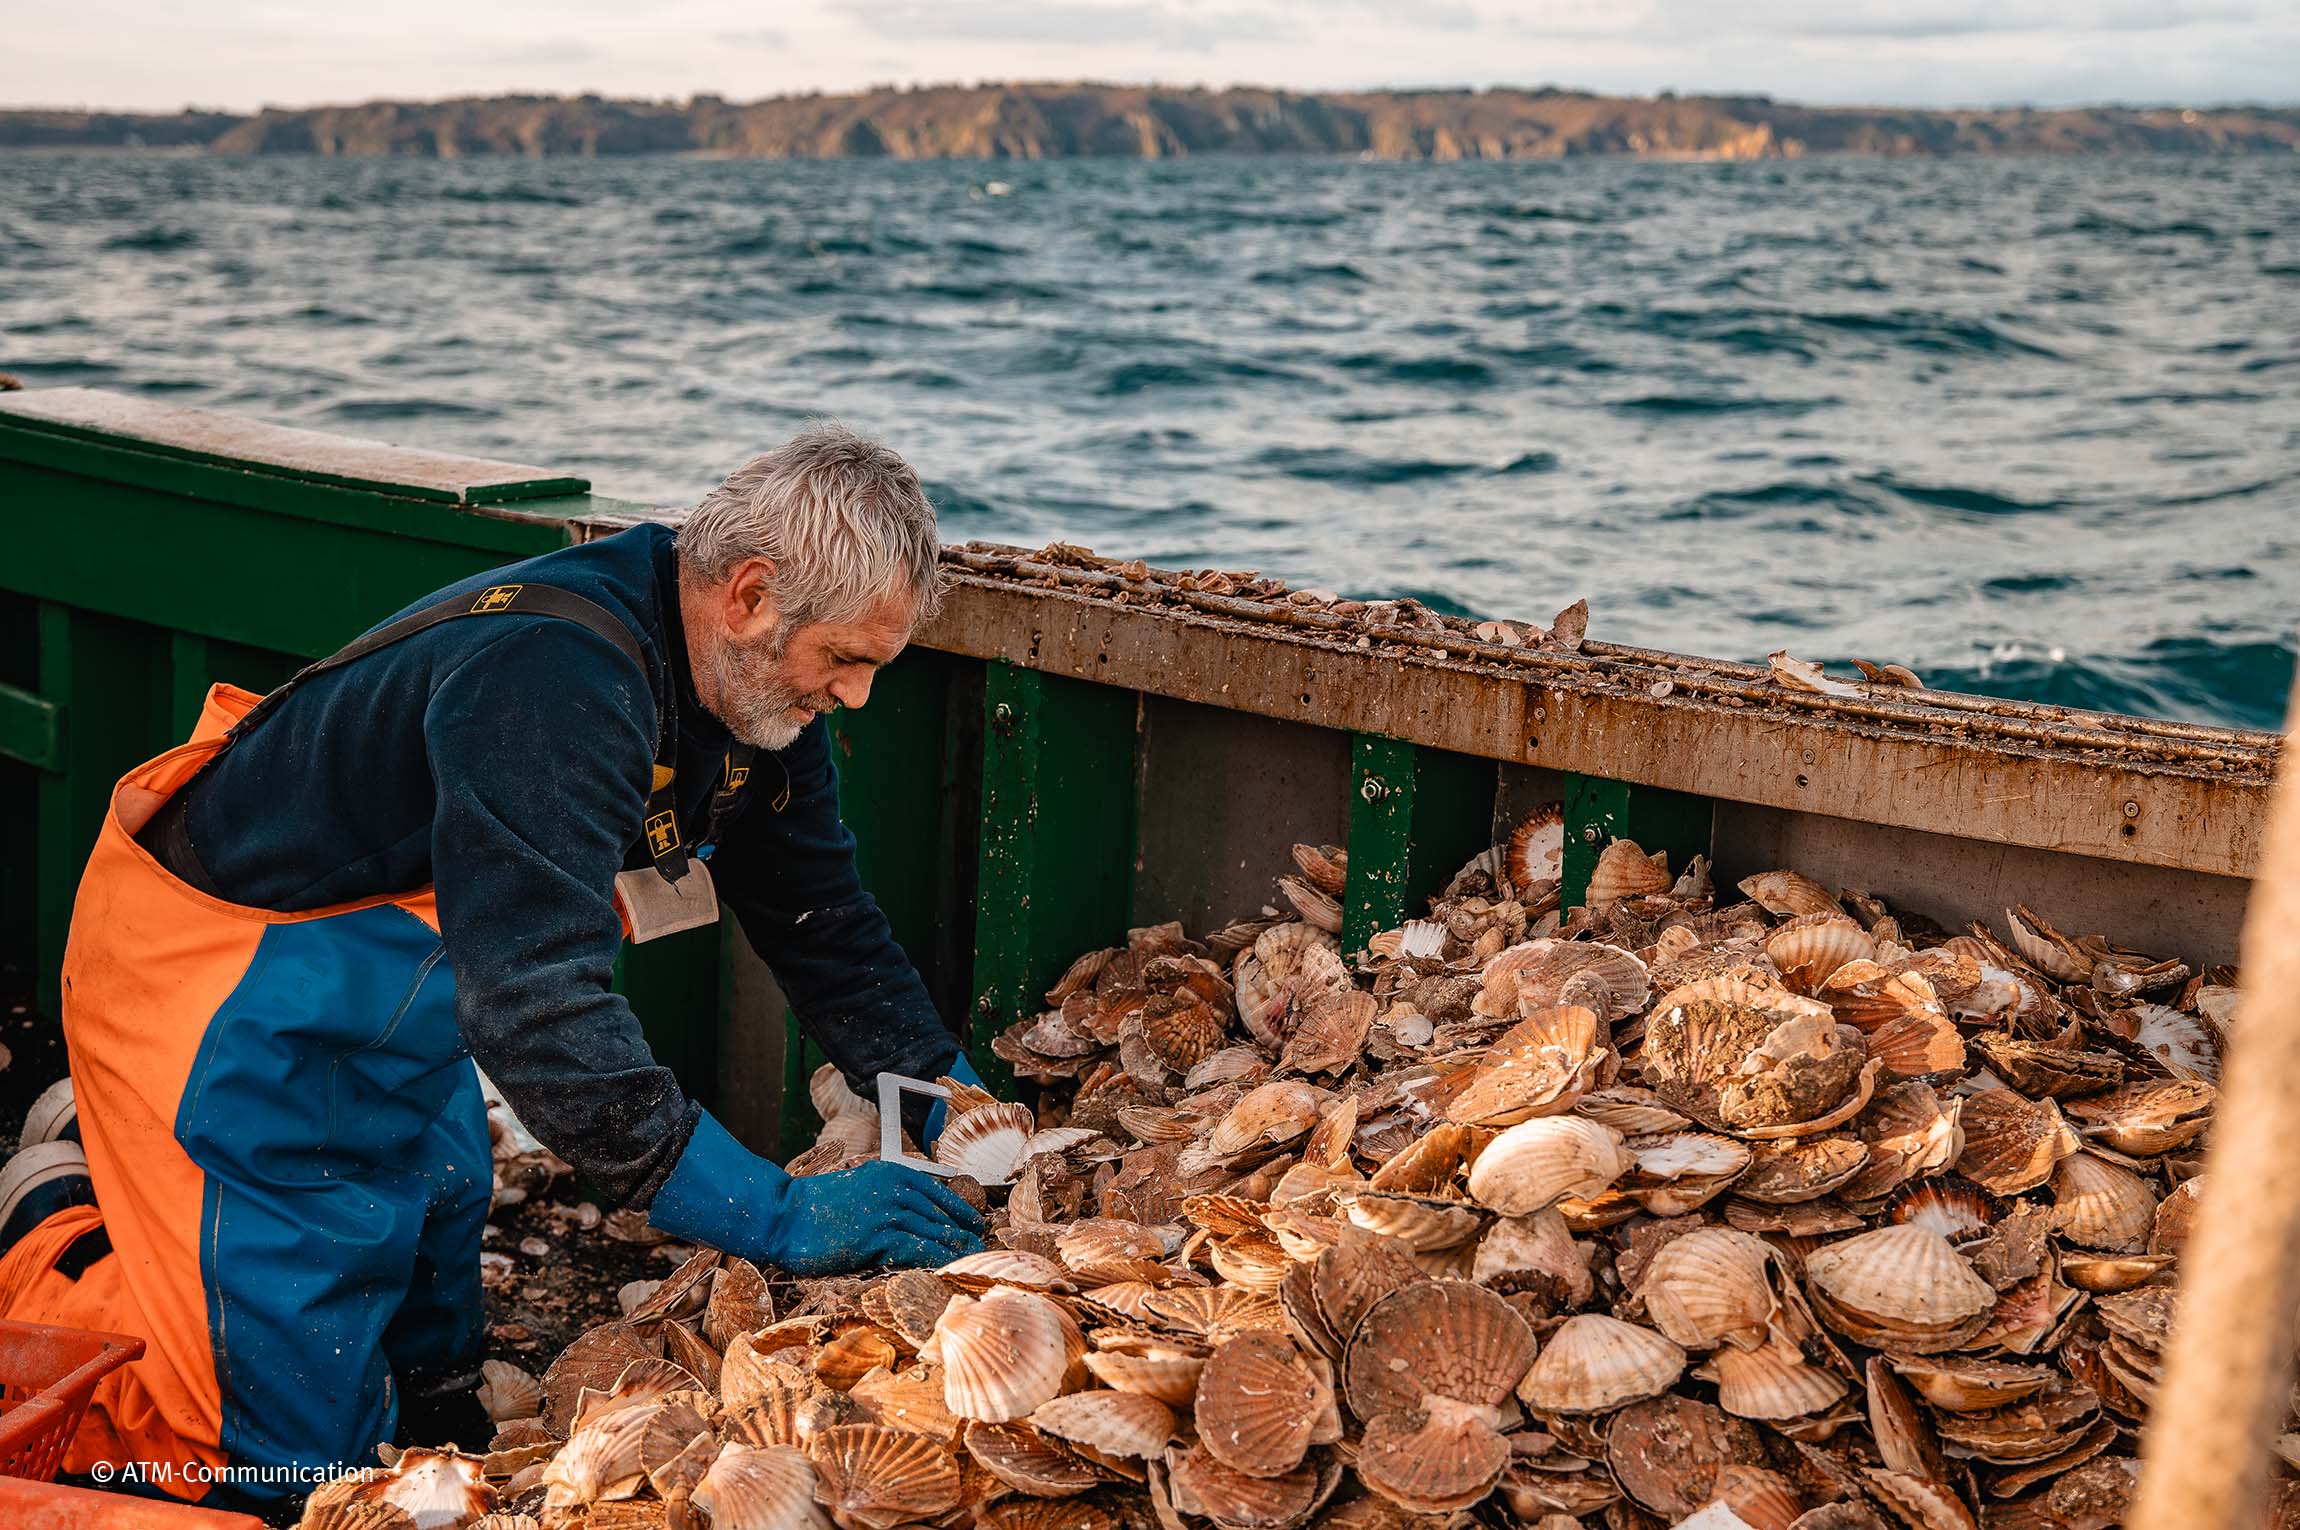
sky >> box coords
[5,0,2295,114]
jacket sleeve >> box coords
[424,621,700,1207]
[713,717,964,1102]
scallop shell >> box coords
[2127,1003,2222,1083]
[1738,870,1842,918]
[476,1359,542,1424]
[1138,990,1227,1075]
[1367,919,1448,963]
[978,1504,1117,1530]
[1587,840,1673,912]
[1517,1314,1685,1414]
[938,1249,1075,1291]
[806,1423,961,1530]
[1354,1396,1513,1513]
[1083,1343,1206,1407]
[706,1258,774,1352]
[1507,805,1565,895]
[1884,1175,2001,1242]
[1342,1188,1486,1252]
[1621,1131,1754,1215]
[1475,941,1651,1024]
[1638,1227,1779,1352]
[1574,1086,1694,1137]
[1445,1004,1605,1125]
[1291,842,1347,897]
[1032,1390,1177,1460]
[1765,914,1876,994]
[1890,1356,2057,1413]
[1863,1007,1967,1081]
[544,1407,654,1509]
[962,1419,1105,1497]
[2050,1152,2158,1253]
[1733,1136,1869,1204]
[1234,924,1349,1051]
[1803,1224,1995,1336]
[300,1502,418,1530]
[1210,1079,1331,1157]
[1278,988,1378,1076]
[924,1287,1071,1422]
[1343,1280,1537,1423]
[1165,1442,1324,1528]
[1605,1394,1766,1519]
[1278,875,1344,933]
[1195,1331,1338,1478]
[1693,1331,1848,1420]
[542,1323,661,1433]
[690,1442,829,1530]
[1641,977,1862,1132]
[812,1328,897,1392]
[2060,1252,2176,1293]
[2063,1078,2215,1156]
[1465,1116,1632,1215]
[1706,1466,1805,1530]
[2003,904,2090,983]
[1955,1088,2081,1196]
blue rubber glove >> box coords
[649,1110,985,1275]
[923,1049,986,1150]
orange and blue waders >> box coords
[0,582,704,1507]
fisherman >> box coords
[0,425,990,1507]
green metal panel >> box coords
[33,604,173,1013]
[970,664,1140,1098]
[615,922,726,1115]
[1560,771,1716,910]
[0,681,60,772]
[1341,735,1500,952]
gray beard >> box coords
[707,628,812,750]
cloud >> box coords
[834,1,1300,52]
[715,28,790,48]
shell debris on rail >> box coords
[351,804,2251,1530]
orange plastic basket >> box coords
[0,1319,144,1483]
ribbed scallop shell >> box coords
[1507,804,1565,896]
[1056,1218,1168,1274]
[1803,1223,1995,1328]
[706,1258,774,1352]
[1234,923,1348,1050]
[931,1100,1036,1181]
[2063,1078,2216,1156]
[1765,914,1876,994]
[2050,1152,2158,1253]
[927,1287,1071,1422]
[1465,1116,1632,1216]
[1587,840,1672,912]
[1956,1088,2081,1195]
[1706,1465,1806,1530]
[978,1503,1117,1530]
[2060,1252,2176,1292]
[476,1359,541,1423]
[544,1407,653,1508]
[1693,1331,1848,1420]
[1355,1399,1512,1514]
[1291,842,1347,896]
[1476,941,1651,1024]
[961,1419,1104,1497]
[692,1442,830,1530]
[1210,1079,1331,1157]
[1517,1314,1685,1414]
[1343,1280,1537,1421]
[1639,1227,1778,1352]
[1083,1344,1205,1407]
[806,1423,961,1530]
[1278,874,1344,932]
[938,1250,1074,1291]
[1622,1132,1754,1215]
[1445,1004,1604,1125]
[1135,990,1226,1075]
[1277,988,1377,1076]
[1734,1136,1869,1204]
[1865,1006,1966,1081]
[1471,1208,1594,1306]
[2003,904,2090,982]
[1343,1188,1486,1252]
[1165,1443,1323,1528]
[1194,1331,1336,1478]
[1738,870,1841,918]
[1890,1356,2057,1413]
[1367,919,1448,963]
[1031,1389,1176,1460]
[299,1500,417,1530]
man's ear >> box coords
[724,557,780,639]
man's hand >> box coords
[760,1159,986,1275]
[647,1110,985,1276]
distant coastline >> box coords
[6,84,2298,159]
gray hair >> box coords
[676,423,943,629]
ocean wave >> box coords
[1921,634,2294,731]
[101,225,199,252]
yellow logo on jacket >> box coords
[470,584,523,613]
[645,811,680,857]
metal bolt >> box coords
[1801,748,1815,764]
[2123,800,2141,819]
[1581,826,1601,844]
[1359,775,1391,804]
[993,703,1014,723]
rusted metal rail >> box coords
[924,544,2276,881]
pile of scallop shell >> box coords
[353,809,2250,1530]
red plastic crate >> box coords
[0,1319,144,1483]
[0,1475,266,1530]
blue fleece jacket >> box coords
[165,522,961,1207]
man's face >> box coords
[702,570,913,750]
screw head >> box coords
[1359,775,1390,804]
[1581,826,1601,844]
[2123,800,2141,819]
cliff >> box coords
[5,85,2296,159]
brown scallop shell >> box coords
[1638,1225,1780,1352]
[2063,1078,2216,1156]
[298,1501,417,1530]
[1587,840,1674,912]
[2151,1175,2202,1257]
[542,1323,661,1433]
[2049,1152,2158,1253]
[1803,1224,1995,1350]
[705,1258,775,1352]
[1464,1115,1632,1215]
[1031,1390,1177,1460]
[1955,1088,2080,1196]
[1278,988,1378,1077]
[1891,1356,2057,1413]
[1707,1465,1806,1530]
[1506,805,1565,895]
[1192,1331,1337,1479]
[812,1328,897,1392]
[1605,1394,1766,1518]
[1475,941,1651,1024]
[1445,1004,1606,1126]
[688,1442,827,1530]
[962,1420,1106,1497]
[1164,1442,1324,1529]
[1139,990,1228,1075]
[925,1287,1072,1422]
[1342,1188,1486,1253]
[1354,1399,1513,1513]
[476,1359,542,1424]
[1738,870,1842,918]
[1343,1280,1537,1422]
[1471,1208,1594,1307]
[1210,1079,1331,1158]
[1291,842,1348,897]
[1516,1314,1685,1414]
[977,1503,1117,1530]
[806,1423,961,1530]
[1693,1330,1849,1420]
[1735,1136,1870,1204]
[938,1250,1075,1292]
[1766,914,1876,994]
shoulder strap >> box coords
[225,579,700,887]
